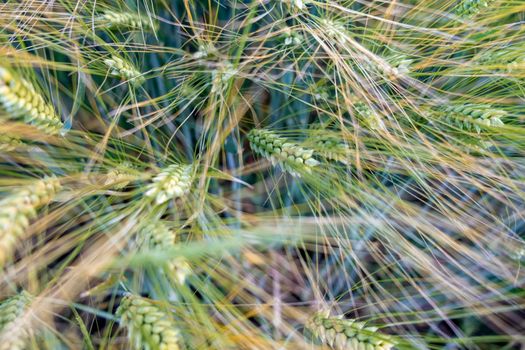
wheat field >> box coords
[0,0,524,349]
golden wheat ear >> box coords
[116,293,181,350]
[0,177,62,266]
[306,312,396,350]
[0,68,63,135]
[248,128,320,177]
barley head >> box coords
[309,128,350,164]
[440,104,506,133]
[116,294,180,350]
[0,68,63,135]
[306,312,396,350]
[248,128,320,177]
[0,291,33,350]
[455,0,494,16]
[144,163,193,205]
[0,177,62,266]
[134,222,191,284]
[97,11,158,32]
[0,134,22,152]
[104,56,145,86]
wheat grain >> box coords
[135,222,191,284]
[104,162,136,189]
[248,128,320,177]
[144,163,193,205]
[0,68,63,135]
[116,294,180,350]
[97,11,157,31]
[104,56,145,86]
[0,176,62,265]
[0,291,33,350]
[307,312,396,350]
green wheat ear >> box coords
[438,104,506,133]
[455,0,494,16]
[306,312,396,350]
[104,56,145,86]
[135,221,191,284]
[0,134,22,152]
[116,294,181,350]
[0,68,63,135]
[248,128,320,177]
[0,177,62,266]
[0,291,33,350]
[144,163,193,205]
[308,124,350,164]
[97,11,158,32]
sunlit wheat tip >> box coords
[282,27,303,46]
[192,43,218,59]
[144,163,193,205]
[0,68,63,135]
[248,128,320,177]
[97,11,157,31]
[0,176,62,265]
[320,18,348,45]
[135,222,191,284]
[0,290,33,350]
[306,312,396,350]
[104,56,144,86]
[116,294,180,350]
[440,104,505,133]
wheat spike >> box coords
[248,128,320,177]
[97,11,157,31]
[0,291,33,350]
[104,56,145,86]
[0,134,22,152]
[135,222,191,284]
[0,68,63,135]
[116,294,180,350]
[455,0,494,16]
[144,163,193,205]
[354,102,386,131]
[306,312,396,350]
[0,177,62,265]
[440,104,505,133]
[104,162,136,189]
[309,128,350,164]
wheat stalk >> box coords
[248,128,320,177]
[104,56,145,86]
[116,293,180,350]
[0,68,63,135]
[97,11,157,31]
[0,291,33,350]
[0,177,62,265]
[135,221,191,284]
[307,312,396,350]
[144,163,193,205]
